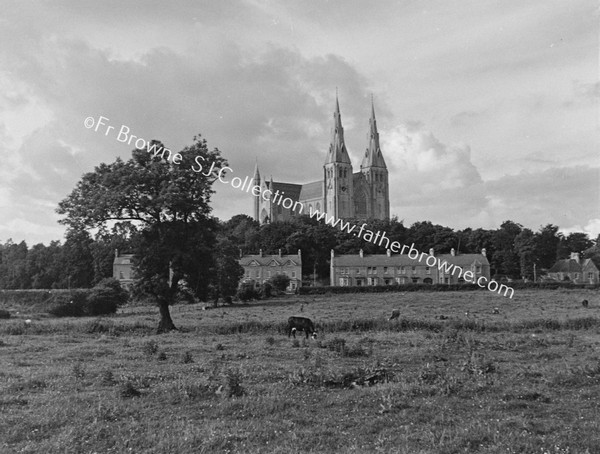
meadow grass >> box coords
[1,289,599,453]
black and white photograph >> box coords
[1,1,599,452]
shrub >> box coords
[48,279,128,317]
[270,274,291,292]
[236,284,259,302]
[0,309,10,319]
[260,282,272,298]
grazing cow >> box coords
[389,309,401,320]
[493,307,500,314]
[582,299,589,308]
[287,316,317,339]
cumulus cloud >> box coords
[379,123,488,228]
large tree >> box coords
[57,136,227,332]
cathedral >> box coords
[253,95,390,224]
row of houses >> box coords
[238,247,491,290]
[114,248,600,291]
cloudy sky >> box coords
[1,0,598,245]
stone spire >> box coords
[361,97,387,169]
[325,93,352,165]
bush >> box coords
[270,274,291,292]
[236,284,259,302]
[0,309,11,319]
[260,282,272,299]
[48,279,128,317]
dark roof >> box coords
[113,254,134,265]
[239,254,302,266]
[548,259,582,273]
[333,252,488,268]
[266,182,302,202]
[437,254,490,267]
[299,181,323,201]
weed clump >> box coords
[72,363,85,380]
[0,309,10,319]
[119,381,141,398]
[143,340,159,356]
[223,369,245,397]
[157,351,167,361]
[181,351,194,364]
[100,369,116,386]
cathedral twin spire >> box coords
[325,94,387,169]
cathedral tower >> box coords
[253,161,261,222]
[359,99,389,219]
[323,95,354,219]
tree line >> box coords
[219,215,599,282]
[3,213,595,291]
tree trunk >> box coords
[157,298,176,333]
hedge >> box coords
[298,281,600,295]
[48,278,129,317]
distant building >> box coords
[330,248,490,286]
[253,95,390,224]
[547,252,599,284]
[239,249,302,292]
[113,250,135,289]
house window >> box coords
[368,277,377,286]
[476,265,482,274]
[412,278,419,283]
[400,267,406,275]
[119,271,124,279]
[589,272,594,280]
[267,271,271,278]
[383,267,388,274]
[356,278,363,286]
[425,267,430,275]
[292,271,296,278]
[384,278,392,285]
[255,270,260,278]
[412,266,416,274]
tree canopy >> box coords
[57,136,228,331]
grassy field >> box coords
[1,289,600,453]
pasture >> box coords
[1,289,600,453]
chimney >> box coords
[386,249,391,257]
[359,249,364,258]
[429,248,434,257]
[570,252,580,263]
[481,248,486,257]
[239,248,243,258]
[279,249,282,258]
[115,249,119,258]
[451,248,455,256]
[298,249,301,259]
[259,249,263,258]
[330,249,335,259]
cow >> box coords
[287,316,317,339]
[389,309,401,320]
[493,307,500,314]
[582,299,589,308]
